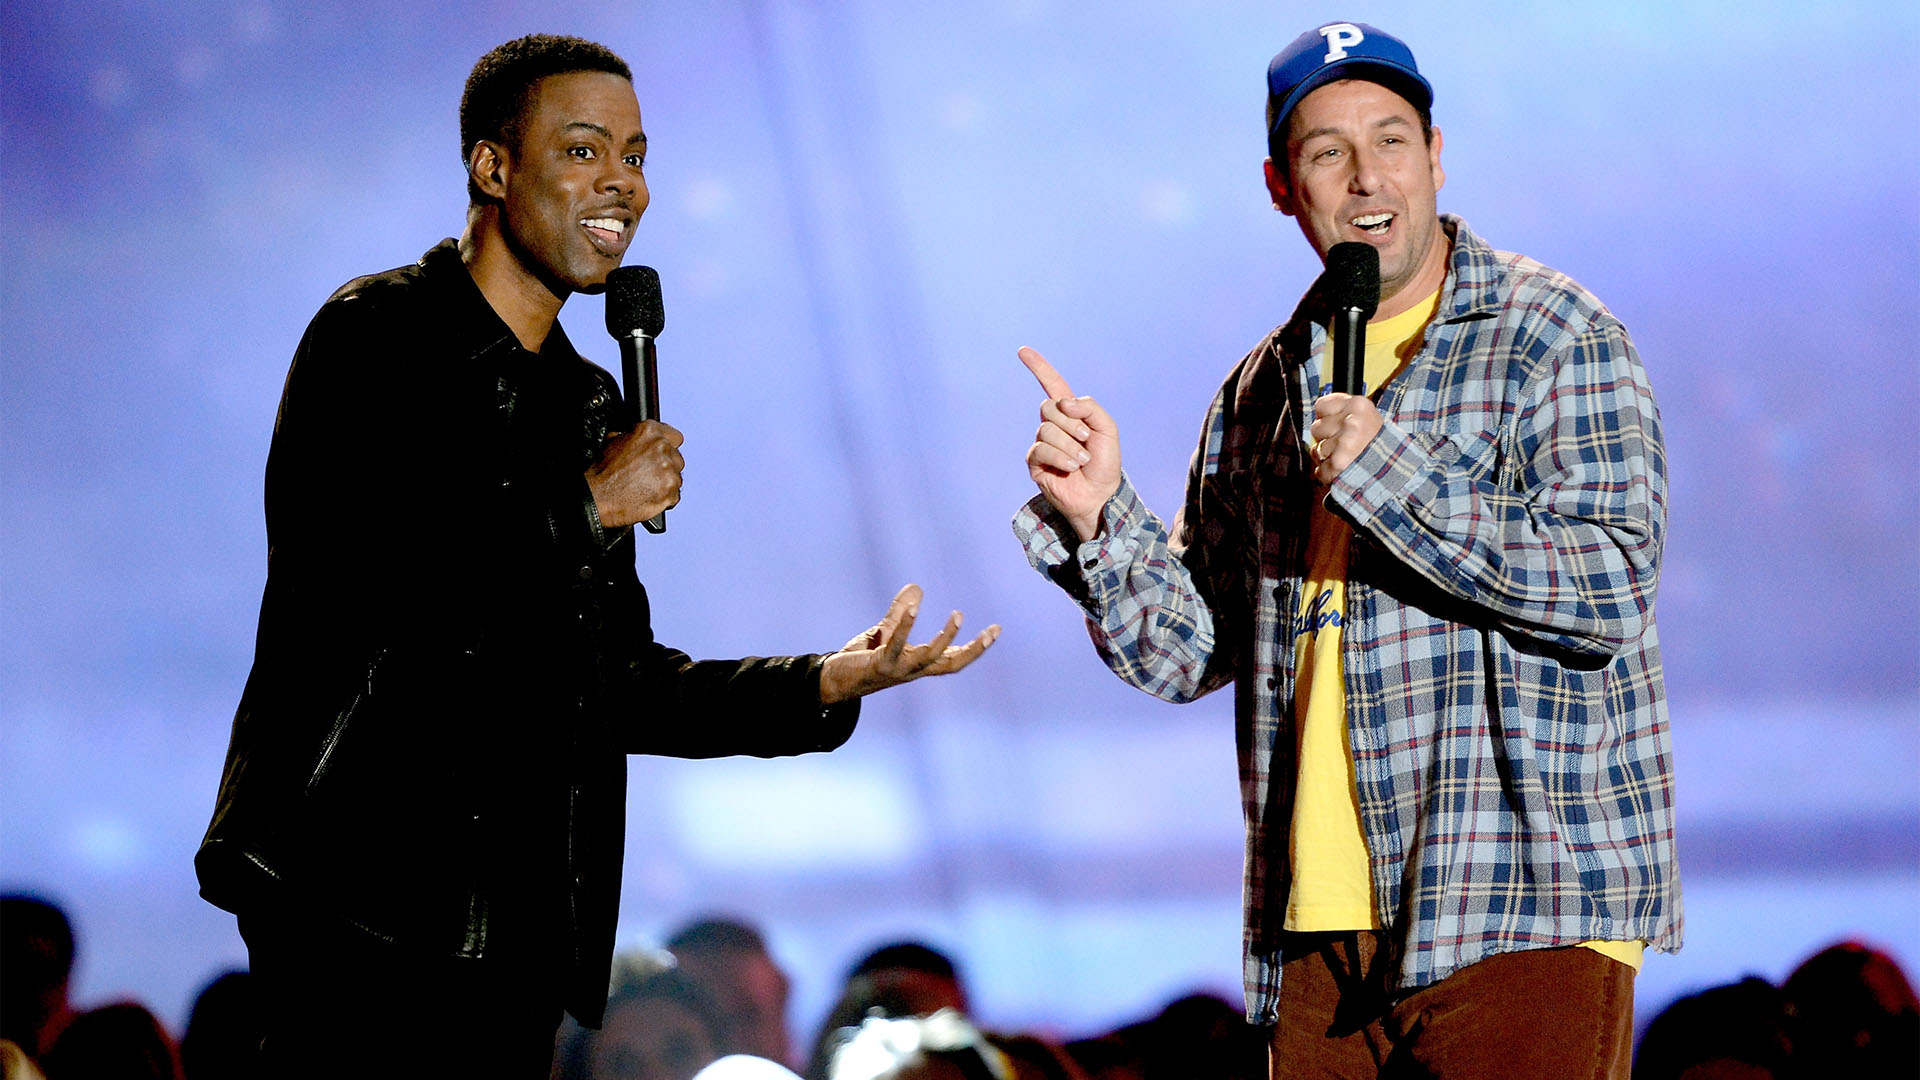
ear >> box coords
[1263,157,1295,216]
[469,140,510,201]
[1428,125,1446,194]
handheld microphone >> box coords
[604,265,667,535]
[1325,242,1380,397]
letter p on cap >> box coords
[1319,23,1364,63]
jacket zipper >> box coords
[304,649,386,795]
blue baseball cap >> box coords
[1266,22,1432,140]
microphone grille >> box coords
[1325,242,1380,318]
[605,265,664,338]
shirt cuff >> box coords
[1010,475,1151,609]
[1327,415,1427,529]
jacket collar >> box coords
[1279,213,1503,342]
[1432,215,1506,324]
[415,239,581,365]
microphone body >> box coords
[1324,242,1380,397]
[604,266,667,534]
[615,331,661,425]
[1330,306,1367,397]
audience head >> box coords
[666,918,794,1065]
[179,970,259,1080]
[846,943,970,1019]
[40,1001,182,1080]
[1128,993,1260,1079]
[562,950,725,1080]
[1065,993,1255,1080]
[1058,1035,1146,1080]
[1,894,77,1059]
[1633,976,1794,1080]
[1781,939,1919,1078]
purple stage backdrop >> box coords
[4,0,1917,1046]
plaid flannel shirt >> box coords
[1013,217,1681,1023]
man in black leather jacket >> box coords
[195,35,997,1077]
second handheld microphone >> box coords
[1325,241,1380,397]
[604,265,667,535]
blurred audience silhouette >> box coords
[844,943,971,1019]
[7,887,1915,1080]
[2,895,77,1061]
[1063,993,1261,1080]
[1781,940,1918,1077]
[667,918,796,1067]
[559,949,726,1080]
[179,970,260,1080]
[40,1001,183,1080]
[1633,939,1919,1080]
[1634,976,1795,1080]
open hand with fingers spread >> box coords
[818,584,1001,704]
[1019,346,1123,541]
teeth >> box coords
[1352,212,1393,229]
[581,217,624,233]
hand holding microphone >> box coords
[585,420,683,529]
[596,265,675,533]
[1311,242,1383,484]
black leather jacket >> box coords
[196,241,857,1025]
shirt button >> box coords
[1266,677,1278,690]
[1082,558,1098,569]
[578,566,594,580]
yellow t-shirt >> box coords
[1284,289,1437,933]
[1282,287,1644,971]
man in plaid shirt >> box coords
[1012,22,1679,1078]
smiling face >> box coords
[1265,78,1447,318]
[486,69,648,298]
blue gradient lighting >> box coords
[3,0,1916,1042]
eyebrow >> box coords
[1294,114,1414,145]
[562,121,648,150]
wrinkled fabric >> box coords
[1014,218,1680,1022]
[198,241,857,1026]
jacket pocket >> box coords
[289,645,483,952]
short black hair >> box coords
[1265,79,1432,185]
[460,34,632,204]
[1,893,75,979]
[847,941,961,983]
[664,916,770,955]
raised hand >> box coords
[586,420,684,527]
[1019,346,1122,541]
[818,584,1001,704]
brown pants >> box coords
[1268,932,1634,1080]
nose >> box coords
[597,162,650,216]
[1348,146,1382,195]
[598,162,636,198]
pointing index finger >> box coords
[1019,346,1074,401]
